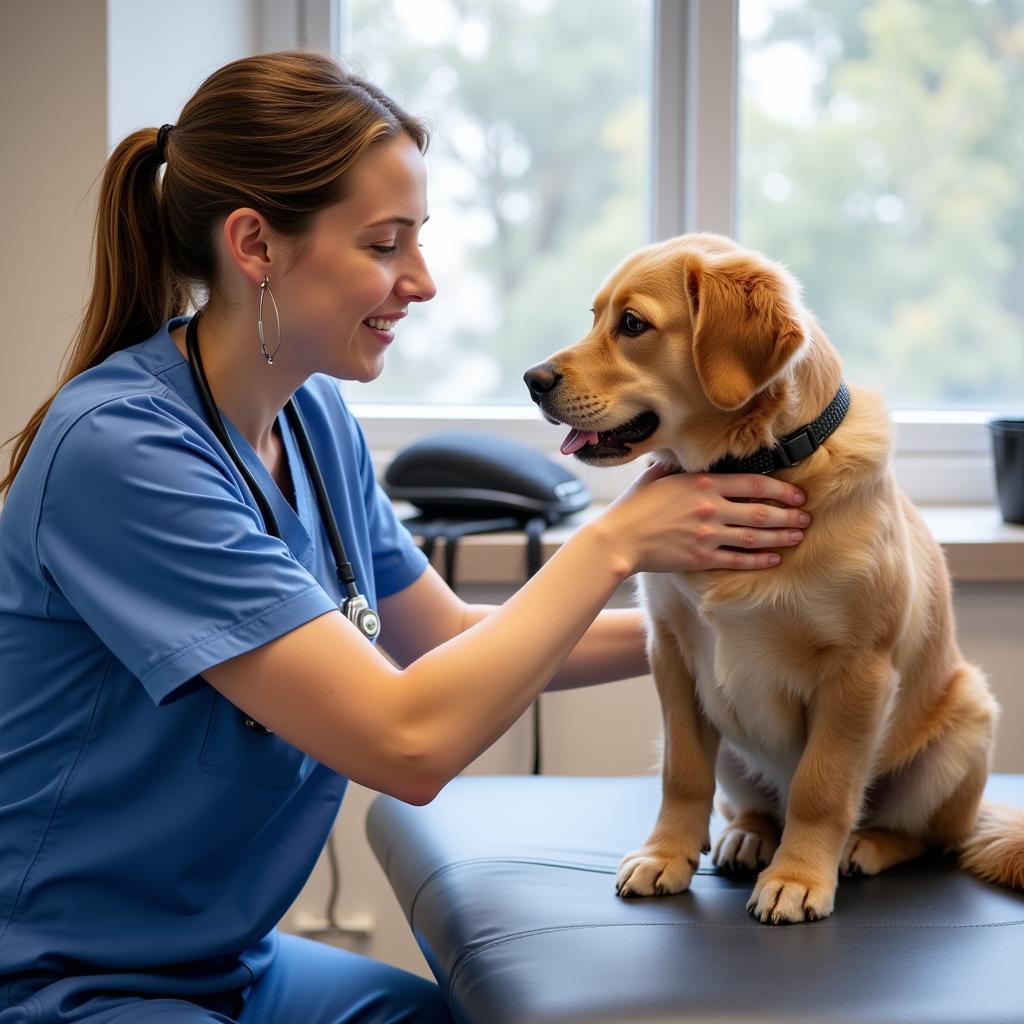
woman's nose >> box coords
[397,256,437,303]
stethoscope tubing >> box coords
[184,310,361,602]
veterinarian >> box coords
[0,50,812,1024]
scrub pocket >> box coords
[198,690,309,790]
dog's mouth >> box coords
[556,410,661,459]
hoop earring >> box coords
[258,276,282,365]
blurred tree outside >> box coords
[339,0,651,404]
[341,0,1023,409]
[740,0,1024,407]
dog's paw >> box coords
[616,847,699,898]
[712,824,778,873]
[840,832,882,877]
[746,865,837,924]
[840,829,925,877]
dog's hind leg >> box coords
[713,810,781,873]
[862,663,998,879]
[616,616,720,898]
[712,744,782,873]
[840,829,926,876]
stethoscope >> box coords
[185,310,380,731]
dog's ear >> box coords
[684,250,810,412]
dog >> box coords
[523,231,1024,924]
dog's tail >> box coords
[959,801,1024,890]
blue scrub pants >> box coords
[9,934,453,1023]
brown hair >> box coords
[0,48,429,498]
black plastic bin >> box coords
[989,418,1024,525]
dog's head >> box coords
[524,232,815,468]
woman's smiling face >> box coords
[275,130,436,382]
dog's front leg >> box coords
[748,654,895,924]
[616,616,719,897]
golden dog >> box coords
[524,232,1024,924]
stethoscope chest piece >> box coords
[343,594,380,641]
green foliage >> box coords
[741,0,1024,407]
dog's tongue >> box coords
[560,427,601,455]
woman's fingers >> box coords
[712,473,806,507]
[721,502,812,530]
[720,526,804,550]
[710,549,784,570]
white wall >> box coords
[107,0,257,149]
[0,0,108,450]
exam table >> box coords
[367,773,1024,1024]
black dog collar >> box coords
[705,381,851,475]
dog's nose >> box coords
[523,363,562,401]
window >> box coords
[738,0,1024,410]
[322,0,1018,504]
[336,0,653,406]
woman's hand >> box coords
[592,462,810,575]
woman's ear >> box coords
[684,250,811,411]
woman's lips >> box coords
[361,311,406,344]
[362,321,394,343]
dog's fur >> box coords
[526,232,1024,924]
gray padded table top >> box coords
[367,774,1024,1024]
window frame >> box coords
[279,0,1003,506]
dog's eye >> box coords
[620,311,650,337]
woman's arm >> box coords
[376,564,469,669]
[203,518,629,805]
[377,567,649,688]
[460,603,649,689]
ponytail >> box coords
[1,49,428,499]
[0,126,187,498]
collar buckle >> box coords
[774,427,817,468]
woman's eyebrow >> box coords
[363,214,430,229]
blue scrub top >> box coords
[0,316,429,1016]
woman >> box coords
[0,50,811,1024]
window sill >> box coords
[395,502,1024,586]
